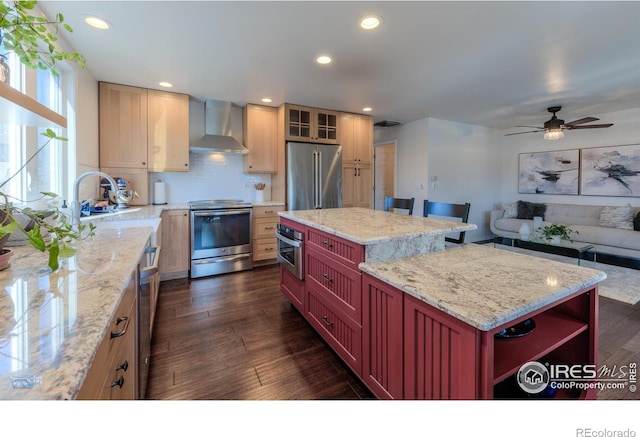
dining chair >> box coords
[384,196,415,215]
[423,200,471,244]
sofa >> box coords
[490,201,640,260]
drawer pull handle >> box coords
[265,210,274,214]
[110,376,125,389]
[321,273,333,283]
[110,316,130,339]
[321,240,333,249]
[265,247,274,251]
[322,315,334,327]
[115,361,129,372]
[265,226,274,230]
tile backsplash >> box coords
[148,153,271,204]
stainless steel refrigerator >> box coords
[286,142,342,210]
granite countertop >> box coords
[279,207,476,245]
[359,244,607,331]
[280,207,477,263]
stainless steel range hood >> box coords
[190,99,249,154]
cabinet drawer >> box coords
[306,246,361,323]
[307,228,364,270]
[253,205,284,218]
[253,217,278,239]
[254,238,278,261]
[306,286,361,376]
[281,266,304,312]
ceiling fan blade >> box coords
[566,123,614,130]
[504,130,543,136]
[565,117,599,126]
[515,125,544,129]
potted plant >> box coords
[539,223,578,245]
[0,129,96,271]
[0,1,85,76]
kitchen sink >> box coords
[92,217,161,245]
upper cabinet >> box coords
[285,103,339,144]
[0,81,67,128]
[99,82,189,172]
[147,90,189,172]
[99,82,148,168]
[340,112,373,164]
[243,103,278,174]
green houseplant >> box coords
[539,223,578,244]
[0,1,85,76]
[1,1,90,270]
[0,129,96,271]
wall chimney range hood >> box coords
[190,99,249,154]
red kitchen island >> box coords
[278,208,605,400]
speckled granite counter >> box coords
[279,207,477,262]
[360,244,606,331]
[0,226,152,400]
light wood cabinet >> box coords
[243,104,278,174]
[284,104,339,144]
[159,209,190,280]
[78,272,137,400]
[147,90,190,172]
[341,113,373,208]
[252,205,283,263]
[99,82,148,169]
[343,162,372,208]
[99,82,190,204]
[340,113,373,164]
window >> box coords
[0,51,68,208]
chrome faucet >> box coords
[72,171,117,226]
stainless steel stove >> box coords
[189,199,253,278]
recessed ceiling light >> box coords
[362,107,372,112]
[316,55,332,65]
[158,82,173,88]
[84,16,111,30]
[262,98,273,103]
[359,15,382,30]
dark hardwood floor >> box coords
[146,264,640,400]
[146,264,373,400]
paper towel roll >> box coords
[153,181,167,205]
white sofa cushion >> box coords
[600,205,634,230]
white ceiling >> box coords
[40,1,640,131]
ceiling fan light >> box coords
[544,129,565,140]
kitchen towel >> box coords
[153,181,167,205]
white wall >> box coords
[426,118,502,240]
[499,107,640,209]
[373,117,502,241]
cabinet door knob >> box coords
[142,162,146,165]
[184,163,188,167]
[110,376,125,388]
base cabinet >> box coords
[159,209,190,280]
[78,272,137,400]
[252,205,283,263]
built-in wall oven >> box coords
[189,200,253,278]
[276,223,304,280]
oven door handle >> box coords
[193,210,249,217]
[275,232,303,248]
[192,254,251,264]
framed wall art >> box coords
[580,144,640,197]
[518,149,580,195]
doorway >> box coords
[373,142,396,210]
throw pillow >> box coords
[599,205,634,230]
[503,202,518,218]
[517,200,547,220]
[635,211,640,231]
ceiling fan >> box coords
[505,106,614,140]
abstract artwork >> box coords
[518,149,580,195]
[580,144,640,197]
